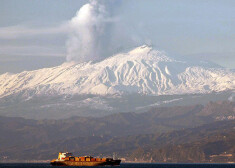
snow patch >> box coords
[0,45,235,98]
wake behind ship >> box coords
[50,152,121,166]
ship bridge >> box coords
[58,152,73,161]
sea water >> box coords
[0,163,234,168]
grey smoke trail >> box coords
[66,0,119,62]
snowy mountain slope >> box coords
[0,45,235,99]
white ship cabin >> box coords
[58,152,73,161]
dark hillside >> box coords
[0,101,234,162]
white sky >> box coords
[0,0,235,69]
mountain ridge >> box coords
[0,45,234,98]
[0,101,234,162]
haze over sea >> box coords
[0,163,235,168]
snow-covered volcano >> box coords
[0,45,235,98]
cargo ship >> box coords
[50,152,121,166]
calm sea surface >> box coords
[0,163,234,168]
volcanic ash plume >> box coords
[66,0,117,62]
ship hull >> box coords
[51,160,121,166]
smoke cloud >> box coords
[66,0,121,62]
